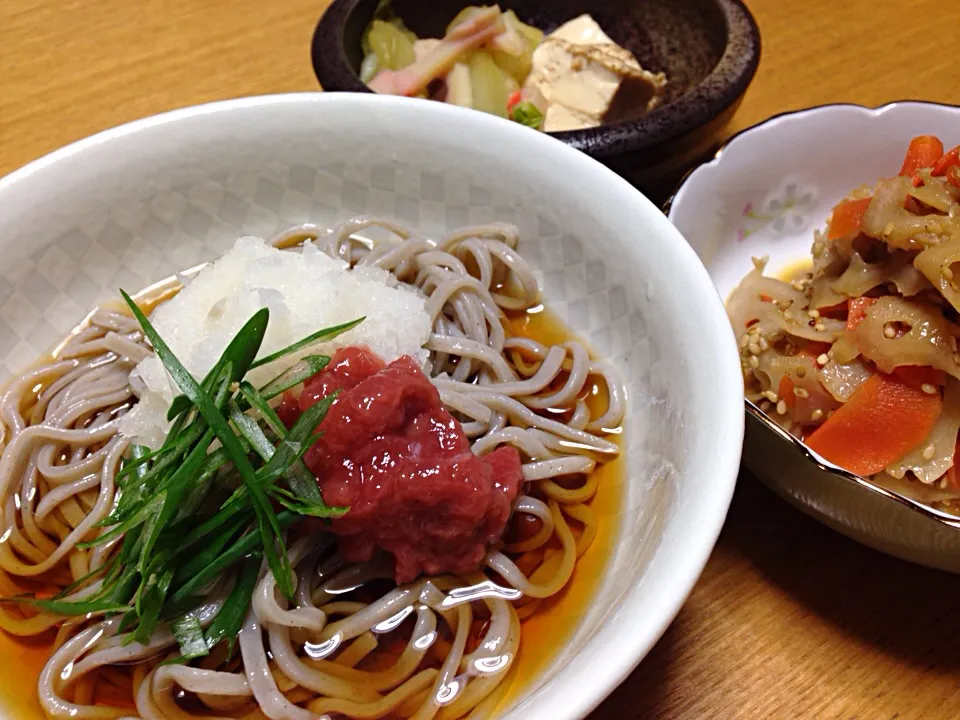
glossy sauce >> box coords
[0,630,50,717]
[0,306,622,719]
[492,306,623,713]
[775,257,814,282]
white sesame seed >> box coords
[759,337,770,351]
[814,323,826,332]
[762,390,779,403]
[816,353,829,366]
[749,355,759,369]
[922,444,936,460]
[808,309,821,319]
[739,334,749,349]
[760,400,771,412]
[776,400,787,415]
[748,342,762,355]
[811,409,824,421]
[922,383,938,395]
[794,387,810,399]
[883,325,896,339]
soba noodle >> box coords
[0,219,625,719]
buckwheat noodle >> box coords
[0,219,625,720]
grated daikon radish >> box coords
[119,236,431,447]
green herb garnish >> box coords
[171,613,208,661]
[250,317,363,370]
[510,101,544,130]
[8,294,362,664]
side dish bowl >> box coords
[310,0,760,198]
[667,101,960,573]
[0,93,743,719]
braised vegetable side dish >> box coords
[361,3,667,131]
[730,135,960,511]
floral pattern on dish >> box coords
[737,181,817,241]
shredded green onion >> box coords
[510,101,544,129]
[4,292,364,663]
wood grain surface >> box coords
[3,0,960,717]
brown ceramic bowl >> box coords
[310,0,761,202]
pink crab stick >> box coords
[367,6,505,97]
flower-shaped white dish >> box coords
[0,93,744,719]
[667,101,960,573]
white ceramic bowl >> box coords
[668,101,960,573]
[0,93,743,719]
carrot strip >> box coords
[899,135,944,176]
[817,302,847,319]
[805,372,942,476]
[891,366,946,391]
[932,145,960,176]
[778,375,796,411]
[803,342,832,357]
[774,348,830,414]
[947,166,960,189]
[827,197,872,241]
[846,297,877,332]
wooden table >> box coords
[3,0,960,717]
